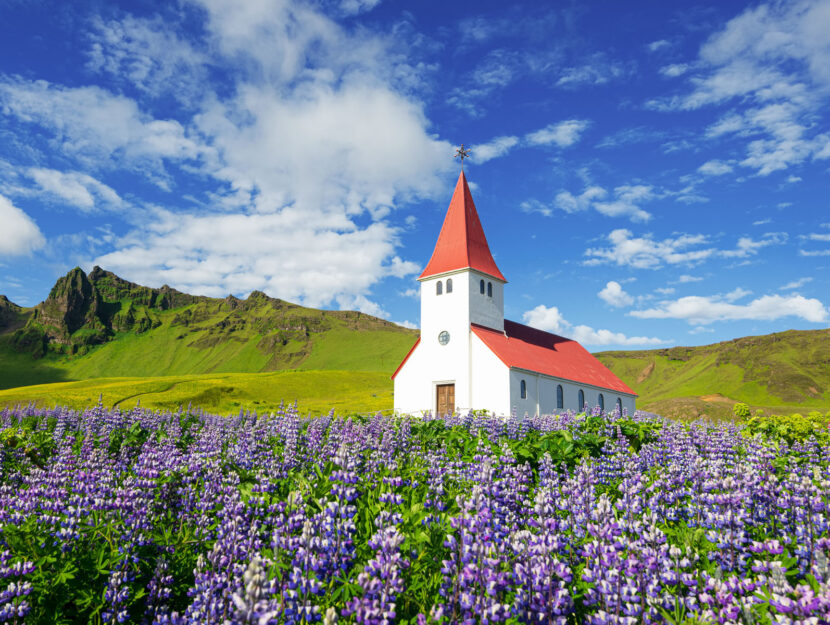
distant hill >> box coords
[1,269,828,418]
[596,329,830,419]
[0,267,417,390]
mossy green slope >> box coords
[0,267,417,390]
[596,328,830,418]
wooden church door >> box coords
[436,383,455,416]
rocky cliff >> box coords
[13,266,207,357]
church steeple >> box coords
[418,171,506,283]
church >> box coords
[392,171,637,417]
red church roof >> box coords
[418,171,506,282]
[471,320,637,395]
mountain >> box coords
[595,329,830,419]
[0,295,26,334]
[1,267,828,419]
[0,267,417,389]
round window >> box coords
[438,331,450,345]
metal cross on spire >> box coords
[454,144,471,169]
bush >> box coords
[732,402,751,419]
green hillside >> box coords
[0,267,416,391]
[596,328,830,419]
[2,266,828,419]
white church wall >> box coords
[509,368,636,416]
[393,343,428,415]
[467,270,504,331]
[470,332,510,415]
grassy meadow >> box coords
[0,370,394,416]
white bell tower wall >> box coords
[466,270,504,331]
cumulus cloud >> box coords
[585,230,788,268]
[472,119,590,164]
[1,0,453,311]
[556,54,627,87]
[660,63,689,77]
[598,281,634,307]
[522,304,667,347]
[93,207,418,308]
[720,232,788,258]
[0,79,206,175]
[525,119,590,147]
[631,292,829,325]
[0,195,45,256]
[87,14,206,105]
[650,0,830,175]
[25,168,123,212]
[698,160,733,176]
[585,229,714,268]
[472,136,520,163]
[780,277,812,290]
[554,185,654,222]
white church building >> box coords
[392,171,637,417]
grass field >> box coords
[0,370,395,416]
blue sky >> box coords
[1,0,829,351]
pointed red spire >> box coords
[418,171,506,282]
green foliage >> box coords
[732,402,751,419]
[745,411,830,444]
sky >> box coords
[1,0,829,351]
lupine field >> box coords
[0,402,829,625]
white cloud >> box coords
[472,119,590,164]
[394,319,417,329]
[598,281,634,307]
[87,15,206,105]
[554,184,654,222]
[472,136,519,163]
[25,168,123,212]
[526,119,590,147]
[753,218,772,225]
[780,277,812,290]
[523,304,569,335]
[339,0,382,15]
[720,232,788,258]
[0,195,45,256]
[631,292,829,325]
[554,186,606,213]
[652,0,830,175]
[585,229,714,268]
[93,207,415,311]
[677,274,703,283]
[556,54,626,87]
[586,230,788,268]
[522,304,667,347]
[660,63,689,77]
[337,294,388,318]
[648,39,671,52]
[807,233,830,242]
[4,0,451,309]
[0,78,206,176]
[800,249,830,256]
[698,159,733,176]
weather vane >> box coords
[454,144,471,169]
